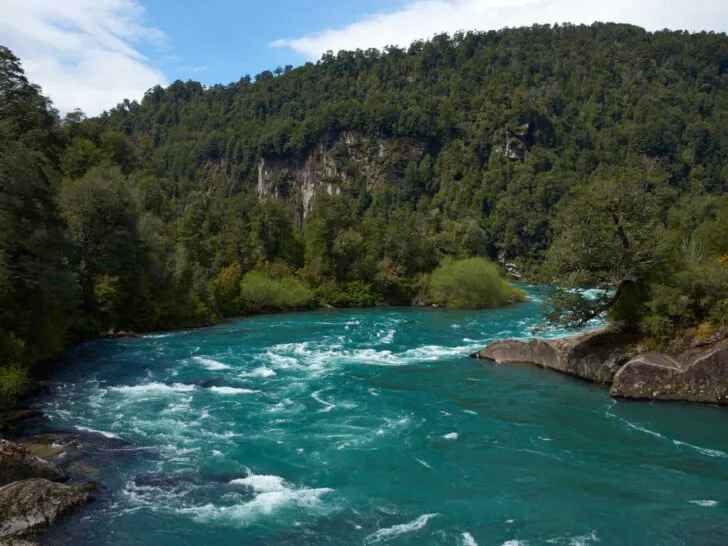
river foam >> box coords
[364,513,438,545]
[33,288,728,545]
[193,356,232,370]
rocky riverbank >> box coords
[471,328,728,405]
[0,438,97,542]
[0,408,112,544]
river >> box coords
[30,285,728,545]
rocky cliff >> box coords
[472,330,728,405]
[257,131,425,225]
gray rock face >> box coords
[472,328,631,384]
[0,479,96,538]
[257,130,425,225]
[0,440,67,486]
[611,342,728,403]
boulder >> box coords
[611,341,728,404]
[0,479,96,538]
[0,440,67,486]
[472,328,632,384]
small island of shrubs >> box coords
[429,257,527,309]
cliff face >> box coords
[257,131,425,224]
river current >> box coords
[31,286,728,545]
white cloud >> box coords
[272,0,728,60]
[0,0,168,115]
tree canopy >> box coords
[2,23,728,401]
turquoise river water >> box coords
[31,286,728,545]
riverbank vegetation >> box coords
[2,22,728,403]
[430,258,526,308]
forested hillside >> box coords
[2,23,728,398]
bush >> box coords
[239,271,314,313]
[429,257,526,309]
[211,264,243,316]
[0,365,31,408]
[319,281,376,307]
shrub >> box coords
[319,281,376,307]
[429,257,526,309]
[239,271,313,313]
[0,364,31,408]
[211,264,243,316]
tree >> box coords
[544,166,667,328]
[60,166,142,330]
[0,46,75,370]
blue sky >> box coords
[141,0,399,86]
[2,0,728,115]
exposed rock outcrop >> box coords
[0,479,96,538]
[611,342,728,403]
[0,440,67,486]
[473,329,728,404]
[471,328,631,384]
[257,131,425,224]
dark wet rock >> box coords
[0,440,67,486]
[0,408,47,439]
[611,341,728,404]
[65,461,101,479]
[196,378,216,389]
[472,328,633,384]
[133,471,199,489]
[29,431,131,452]
[105,330,137,339]
[0,538,39,545]
[16,430,137,486]
[3,410,44,424]
[193,378,229,389]
[0,479,96,538]
[134,469,242,491]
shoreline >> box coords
[471,327,728,406]
[1,308,725,542]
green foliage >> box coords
[239,270,314,313]
[429,257,526,309]
[318,281,376,308]
[211,264,243,316]
[4,23,728,379]
[0,364,30,408]
[0,46,76,370]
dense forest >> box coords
[2,23,728,402]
